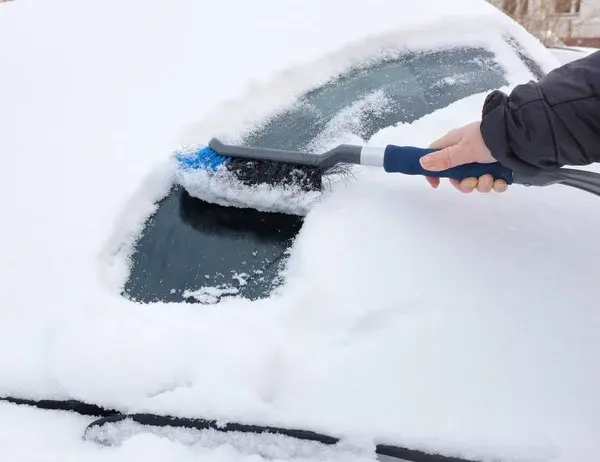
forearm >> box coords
[480,51,600,173]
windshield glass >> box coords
[124,45,512,305]
[243,46,508,151]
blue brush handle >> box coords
[383,145,514,184]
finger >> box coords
[476,174,493,193]
[458,177,478,193]
[493,179,508,193]
[428,129,461,150]
[449,178,461,190]
[425,177,440,189]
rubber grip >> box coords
[383,145,514,184]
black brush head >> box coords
[225,159,354,192]
[225,158,323,191]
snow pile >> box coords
[183,285,242,304]
[1,0,598,462]
[181,271,255,304]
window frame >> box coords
[555,0,582,14]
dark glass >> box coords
[123,187,303,304]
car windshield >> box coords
[124,45,512,305]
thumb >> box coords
[419,145,469,171]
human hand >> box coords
[419,121,508,193]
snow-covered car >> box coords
[1,0,599,461]
[547,45,599,64]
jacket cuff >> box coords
[480,90,542,175]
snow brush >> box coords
[174,138,600,215]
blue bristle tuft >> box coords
[174,146,230,172]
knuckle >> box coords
[440,150,453,169]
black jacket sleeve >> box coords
[480,50,600,174]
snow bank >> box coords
[1,0,597,461]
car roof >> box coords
[2,1,597,461]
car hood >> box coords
[1,0,597,461]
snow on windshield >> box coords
[0,0,596,461]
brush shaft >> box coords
[209,138,322,166]
[208,138,514,183]
[383,145,514,184]
[200,138,600,198]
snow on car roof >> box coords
[0,0,597,461]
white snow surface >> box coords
[1,0,599,461]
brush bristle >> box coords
[226,158,322,191]
[174,144,323,192]
[172,144,324,215]
[172,143,355,215]
[174,146,229,171]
